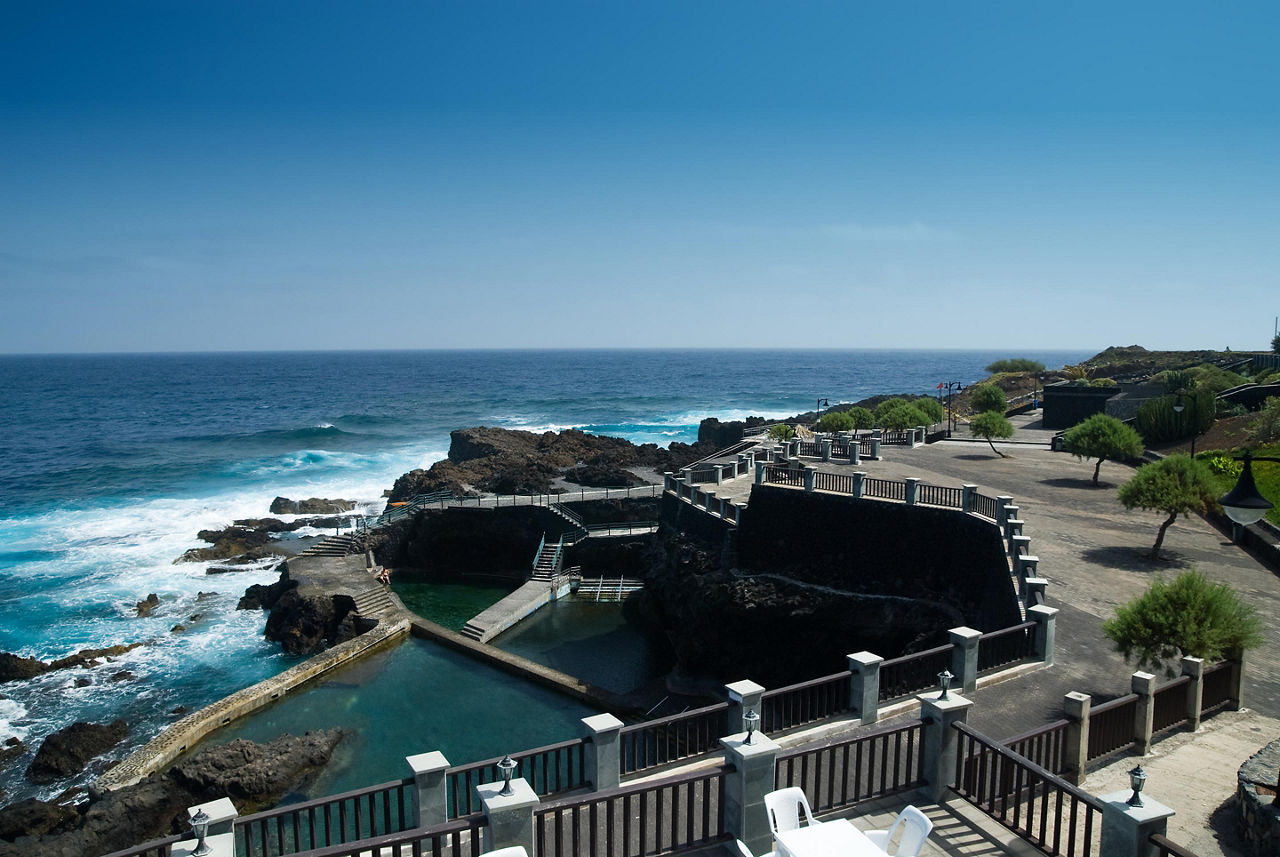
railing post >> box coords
[996,495,1014,530]
[1010,535,1031,558]
[918,690,973,803]
[719,496,730,519]
[185,799,237,857]
[478,776,539,854]
[1100,789,1175,857]
[1228,649,1246,711]
[1132,671,1157,756]
[869,437,881,459]
[847,651,883,725]
[1181,657,1205,731]
[803,467,815,493]
[904,477,920,506]
[407,751,450,828]
[582,713,623,791]
[915,425,926,447]
[1062,691,1091,786]
[961,483,976,513]
[720,729,780,856]
[715,465,724,486]
[725,679,765,734]
[849,440,861,465]
[788,439,800,458]
[1024,577,1049,608]
[755,462,766,485]
[949,627,981,694]
[852,471,866,498]
[1029,604,1058,665]
[820,438,832,461]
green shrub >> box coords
[1061,413,1144,485]
[1135,392,1214,443]
[846,407,874,430]
[814,410,855,433]
[969,384,1007,414]
[1089,378,1117,387]
[873,398,911,422]
[913,397,945,424]
[1272,333,1279,354]
[877,402,931,431]
[767,423,796,441]
[985,358,1046,374]
[1250,396,1280,444]
[1103,570,1262,676]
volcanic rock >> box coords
[0,643,146,682]
[0,797,79,841]
[26,720,128,785]
[269,497,355,515]
[134,594,160,617]
[169,730,344,805]
[175,526,275,563]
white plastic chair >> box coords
[763,786,820,840]
[864,805,933,857]
[733,839,775,857]
[482,847,530,857]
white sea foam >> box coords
[0,698,29,742]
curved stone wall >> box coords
[1238,739,1280,856]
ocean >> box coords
[0,348,1088,804]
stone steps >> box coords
[299,534,365,557]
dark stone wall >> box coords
[1042,382,1120,429]
[565,536,654,578]
[371,506,567,581]
[659,491,734,548]
[735,485,1021,632]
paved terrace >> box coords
[685,413,1280,856]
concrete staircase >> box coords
[351,585,398,621]
[298,533,365,558]
[530,538,564,582]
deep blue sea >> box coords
[0,348,1088,803]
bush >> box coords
[814,410,855,433]
[873,398,911,423]
[1135,391,1214,443]
[1250,396,1280,444]
[1089,378,1117,387]
[877,402,931,431]
[1272,333,1280,354]
[1102,570,1262,675]
[846,406,874,430]
[913,397,945,424]
[985,358,1045,374]
[969,384,1007,414]
[767,424,796,441]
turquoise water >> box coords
[392,580,515,632]
[190,636,601,800]
[495,600,668,695]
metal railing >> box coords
[98,835,183,857]
[1202,661,1236,711]
[760,672,852,733]
[863,477,905,501]
[259,814,486,857]
[236,777,416,857]
[954,722,1104,857]
[447,738,589,819]
[534,764,729,857]
[1152,676,1192,736]
[918,483,963,508]
[775,721,924,813]
[1085,695,1139,763]
[762,465,804,487]
[1000,720,1071,777]
[971,493,999,520]
[977,621,1037,674]
[812,471,854,494]
[878,644,952,702]
[619,703,729,777]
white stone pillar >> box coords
[478,778,539,855]
[996,495,1014,529]
[1132,672,1157,756]
[918,692,973,803]
[852,471,866,498]
[721,731,781,856]
[407,751,450,828]
[583,713,623,791]
[188,798,237,836]
[1063,691,1091,786]
[755,462,766,485]
[905,477,920,505]
[1181,657,1205,731]
[820,438,832,461]
[1100,790,1175,857]
[803,468,815,492]
[848,651,882,725]
[961,483,977,513]
[726,679,766,734]
[850,440,861,465]
[949,626,981,694]
[1029,604,1058,665]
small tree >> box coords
[913,397,945,424]
[1117,454,1218,559]
[1102,570,1262,675]
[878,402,931,431]
[969,411,1014,457]
[1272,332,1280,354]
[846,406,874,430]
[814,410,855,433]
[969,383,1007,414]
[1061,413,1145,485]
[767,423,796,442]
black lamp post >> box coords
[816,398,828,424]
[940,382,964,438]
[1218,451,1279,527]
[1172,391,1200,458]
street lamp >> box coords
[939,382,964,438]
[1172,391,1200,458]
[1218,450,1279,527]
[816,398,829,424]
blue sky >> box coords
[2,2,1277,353]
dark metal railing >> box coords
[862,477,905,501]
[812,471,853,494]
[878,644,952,701]
[763,466,804,487]
[618,703,729,777]
[1001,720,1070,777]
[954,722,1103,857]
[775,721,924,813]
[760,672,852,733]
[1152,676,1192,735]
[534,764,729,857]
[236,778,415,857]
[1085,695,1138,763]
[261,814,485,857]
[971,492,999,520]
[1202,661,1235,712]
[98,835,183,857]
[917,483,963,508]
[1150,832,1203,857]
[977,621,1037,673]
[447,739,588,819]
[797,441,822,457]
